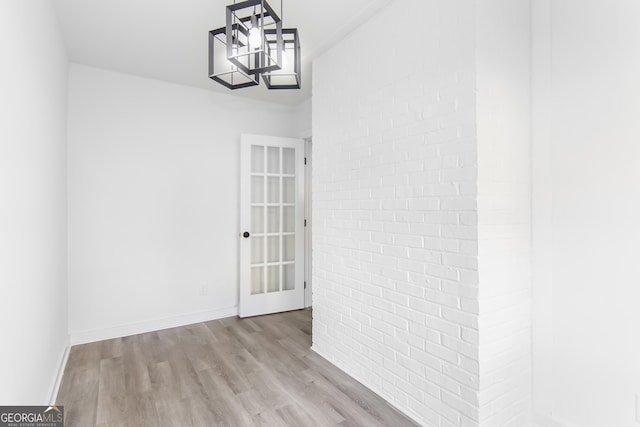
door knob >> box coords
[243,231,250,238]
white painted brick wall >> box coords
[312,0,532,426]
[312,0,480,425]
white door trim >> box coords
[304,138,312,308]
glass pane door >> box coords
[250,146,297,295]
[240,134,303,318]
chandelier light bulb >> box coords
[248,13,262,48]
[248,27,262,48]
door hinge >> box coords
[304,157,307,165]
[304,281,307,289]
[304,219,307,227]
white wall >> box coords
[476,0,532,425]
[533,1,640,426]
[295,97,312,139]
[313,0,481,425]
[0,2,69,404]
[67,65,301,343]
[531,1,554,424]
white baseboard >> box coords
[49,340,70,404]
[69,306,238,345]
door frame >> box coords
[304,138,312,308]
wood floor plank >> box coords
[252,409,289,427]
[62,389,99,427]
[100,337,123,360]
[125,391,161,427]
[122,337,152,395]
[154,395,190,427]
[236,368,291,416]
[195,368,254,426]
[185,393,226,426]
[301,353,419,427]
[66,340,102,371]
[57,366,100,405]
[202,346,253,395]
[166,346,207,400]
[148,360,175,392]
[96,357,128,425]
[276,403,322,427]
[57,309,419,427]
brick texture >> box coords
[312,1,480,425]
[312,1,531,426]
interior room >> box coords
[1,0,638,426]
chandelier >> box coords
[208,0,301,90]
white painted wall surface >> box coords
[533,1,640,426]
[67,65,301,343]
[295,97,312,139]
[0,1,69,404]
[475,0,532,425]
[531,0,554,423]
[313,1,481,425]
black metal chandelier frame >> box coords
[208,0,301,90]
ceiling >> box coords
[53,0,393,106]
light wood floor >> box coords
[56,309,418,427]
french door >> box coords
[239,134,305,318]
